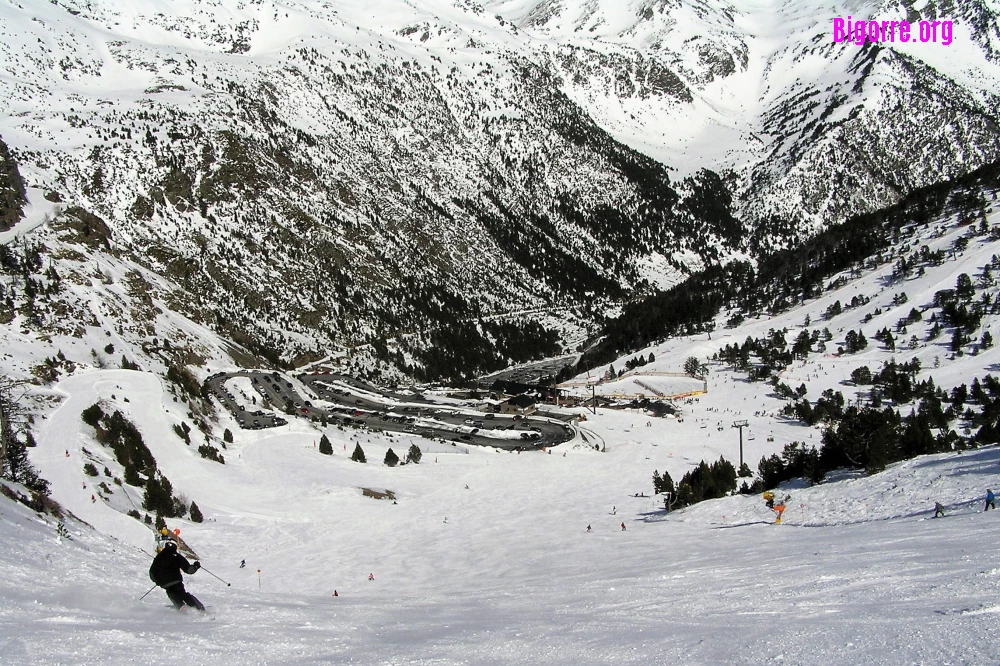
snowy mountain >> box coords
[6,2,1000,662]
[2,0,1000,373]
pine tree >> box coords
[143,474,180,517]
[408,443,422,464]
[956,273,975,301]
[851,366,872,385]
[951,328,967,353]
[351,443,366,463]
[223,428,233,443]
[190,501,203,523]
[81,403,103,428]
[4,433,49,495]
[384,448,399,467]
[652,469,674,495]
[319,434,333,455]
[124,464,141,486]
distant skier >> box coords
[985,489,996,512]
[620,522,626,531]
[764,492,789,524]
[586,524,592,533]
[934,502,945,518]
[240,559,246,568]
[773,497,788,524]
[148,539,205,611]
[368,573,375,582]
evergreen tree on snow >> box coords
[351,443,366,463]
[4,432,49,495]
[319,434,333,455]
[408,443,422,464]
[81,403,103,428]
[652,469,674,495]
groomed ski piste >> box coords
[4,413,1000,664]
[3,204,1000,663]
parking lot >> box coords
[206,371,575,451]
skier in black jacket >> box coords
[148,540,205,611]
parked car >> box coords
[485,413,494,419]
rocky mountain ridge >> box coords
[1,0,999,379]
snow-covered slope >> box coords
[3,176,1000,662]
[5,379,1000,664]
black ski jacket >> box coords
[149,548,198,588]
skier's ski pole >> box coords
[200,565,231,587]
[139,584,157,601]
